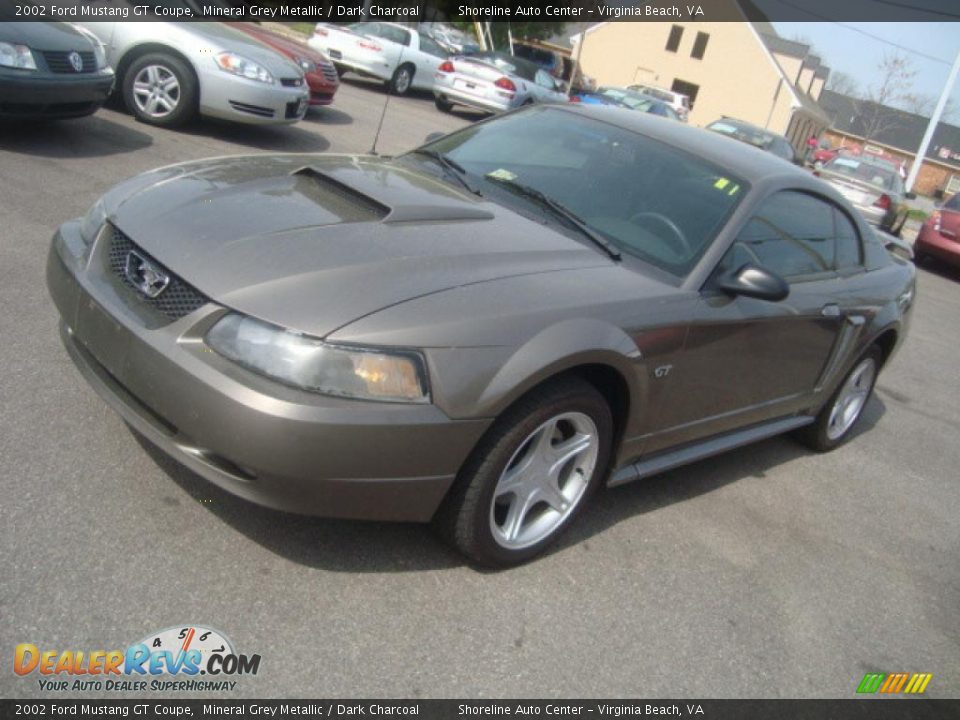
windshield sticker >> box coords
[713,177,731,190]
[487,169,518,181]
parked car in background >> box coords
[706,118,800,165]
[433,52,566,114]
[233,23,338,108]
[0,22,115,120]
[49,105,915,567]
[914,193,960,269]
[308,22,449,96]
[627,83,689,121]
[77,21,309,127]
[571,87,680,120]
[418,21,480,55]
[816,154,912,236]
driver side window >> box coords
[724,191,836,281]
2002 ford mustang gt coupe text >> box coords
[47,106,915,567]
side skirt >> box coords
[608,415,814,487]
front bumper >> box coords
[196,69,309,125]
[0,69,114,118]
[46,222,491,522]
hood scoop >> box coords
[292,166,390,222]
[295,166,494,226]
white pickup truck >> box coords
[308,22,450,95]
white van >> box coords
[627,84,690,121]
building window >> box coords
[691,32,709,59]
[665,25,683,53]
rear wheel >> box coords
[123,53,197,127]
[796,346,881,452]
[435,96,453,112]
[434,377,613,567]
[389,64,414,95]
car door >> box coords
[645,190,848,452]
[413,34,446,89]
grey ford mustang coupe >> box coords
[47,106,915,566]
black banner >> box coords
[0,0,959,23]
[2,700,960,719]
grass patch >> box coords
[907,208,929,222]
[287,22,315,38]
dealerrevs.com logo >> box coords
[14,625,261,693]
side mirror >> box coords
[719,263,789,302]
[905,191,917,200]
[423,131,445,144]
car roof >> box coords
[558,105,811,182]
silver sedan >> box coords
[433,52,567,115]
[78,21,309,127]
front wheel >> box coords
[123,53,197,127]
[797,347,881,452]
[435,377,613,567]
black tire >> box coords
[333,63,346,77]
[389,64,415,96]
[122,52,197,127]
[434,376,613,568]
[435,96,453,113]
[796,346,882,452]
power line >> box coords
[865,0,960,20]
[770,0,955,65]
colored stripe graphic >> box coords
[857,673,885,693]
[857,672,932,694]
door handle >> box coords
[821,304,841,317]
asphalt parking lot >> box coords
[2,79,959,699]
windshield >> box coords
[413,107,746,276]
[708,121,781,152]
[824,157,897,190]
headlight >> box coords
[80,198,107,245]
[294,56,316,73]
[214,52,274,84]
[206,314,430,403]
[0,42,37,70]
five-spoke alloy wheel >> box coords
[123,53,197,127]
[436,377,612,568]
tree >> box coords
[853,53,917,142]
[826,71,859,98]
[902,92,959,123]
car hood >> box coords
[104,154,610,338]
[179,22,303,78]
[0,21,93,51]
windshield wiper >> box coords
[485,176,621,260]
[411,149,482,197]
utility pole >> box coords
[906,48,960,193]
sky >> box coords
[770,22,960,120]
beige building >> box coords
[572,19,831,152]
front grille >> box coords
[42,50,96,74]
[107,226,210,321]
[319,62,339,83]
[228,100,274,118]
[280,77,303,87]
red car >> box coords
[234,23,339,106]
[914,193,960,270]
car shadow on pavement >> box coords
[916,259,959,282]
[132,397,886,574]
[0,114,153,158]
[177,118,331,153]
[303,107,354,126]
[547,395,888,564]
